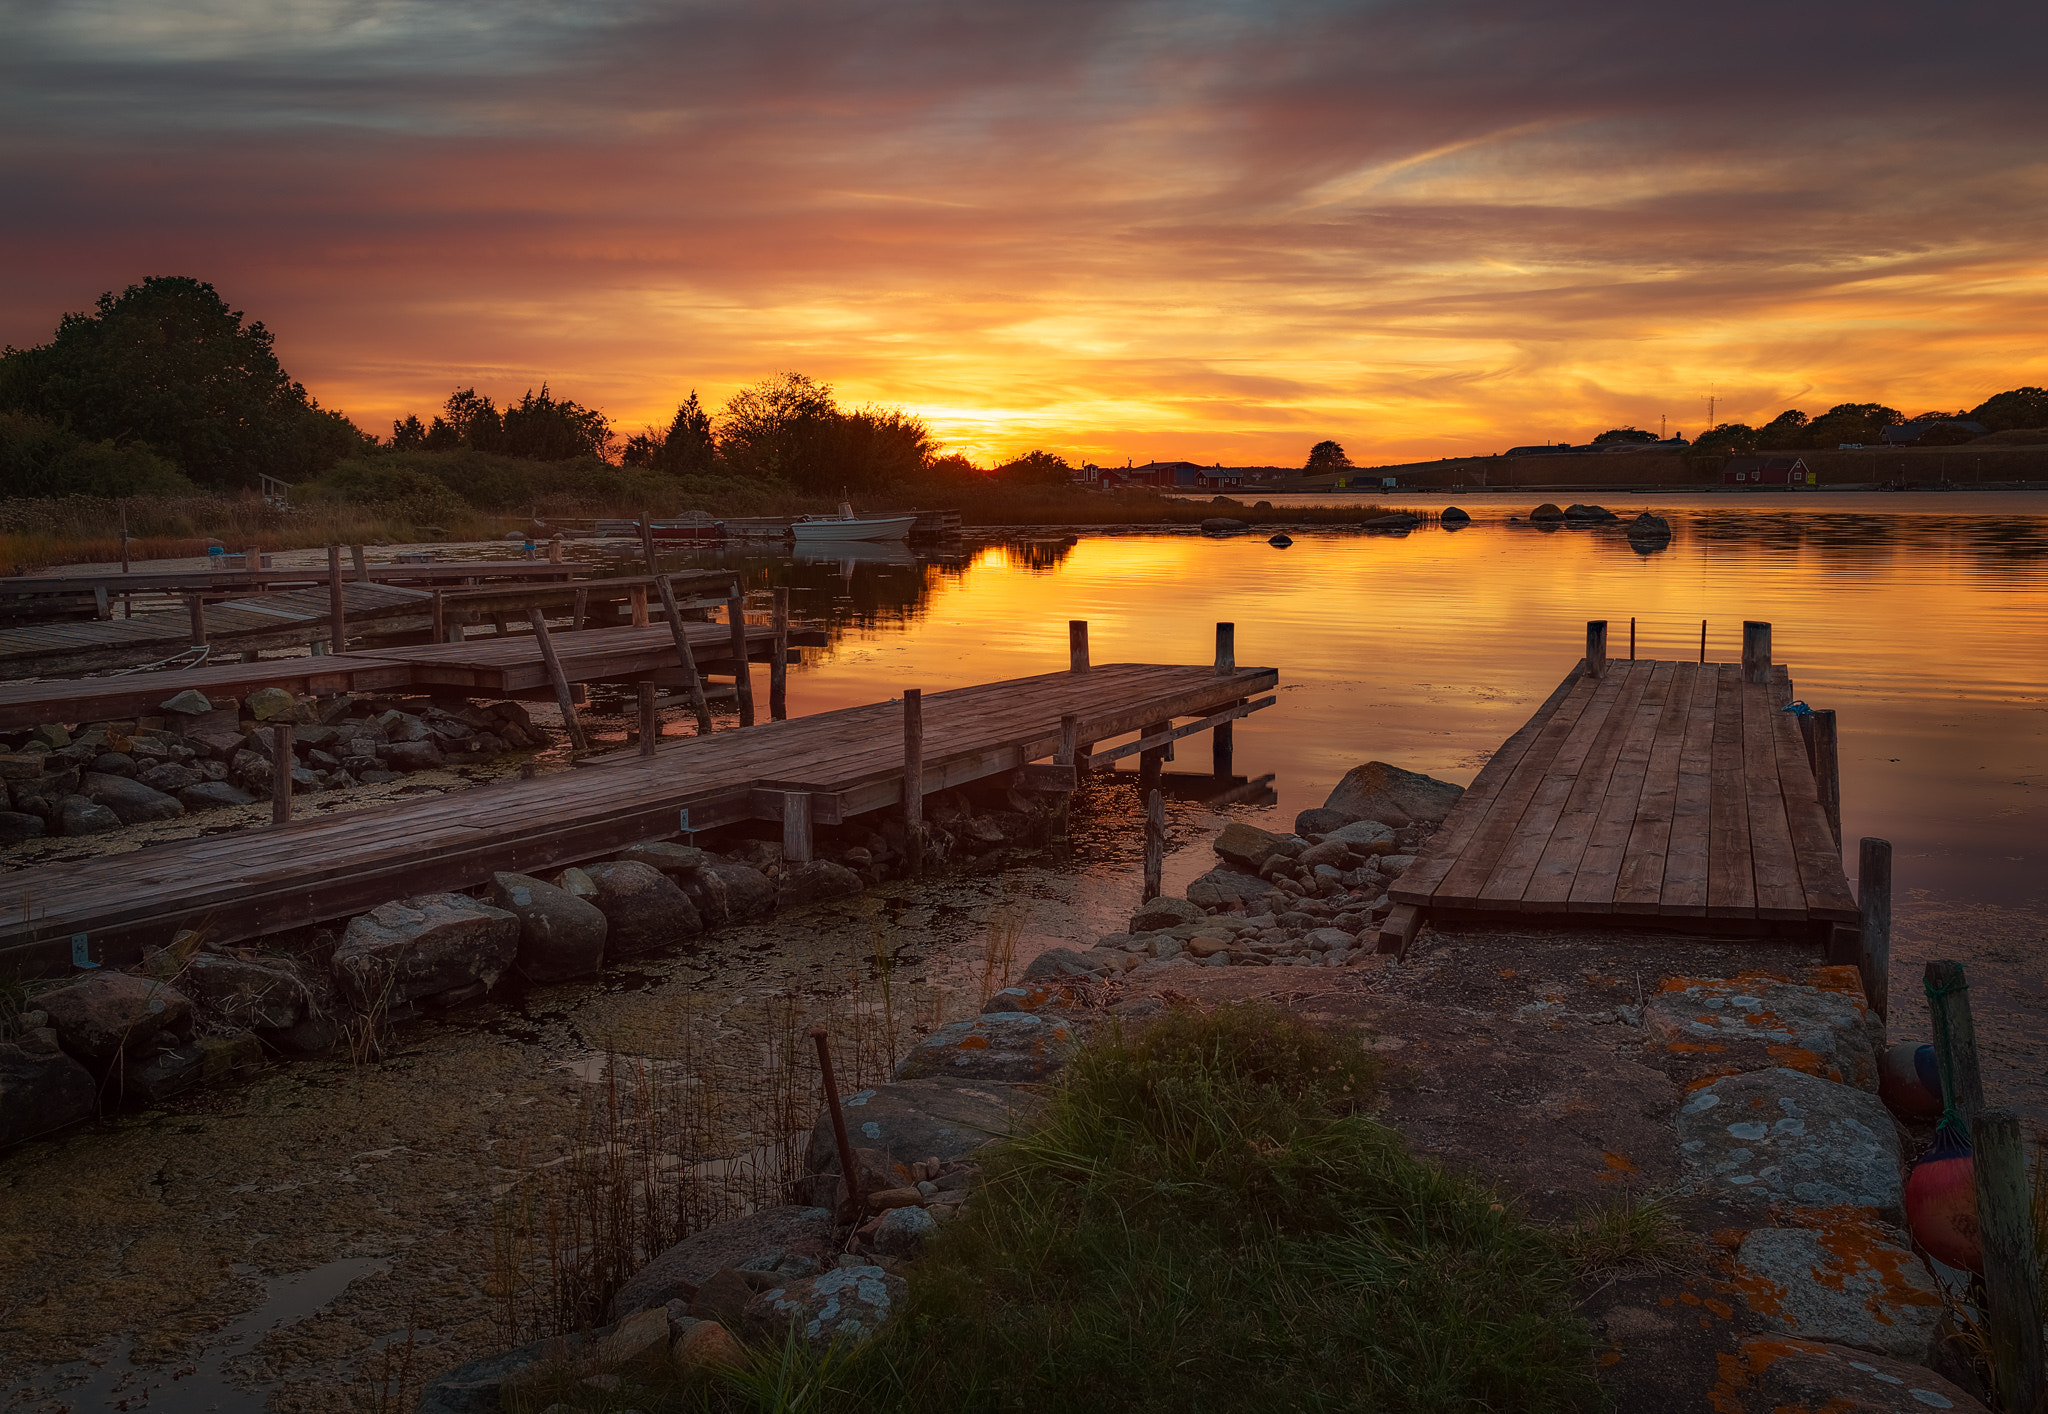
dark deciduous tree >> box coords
[1757,410,1810,447]
[993,449,1074,484]
[1690,423,1759,458]
[1969,386,2048,432]
[1592,426,1655,443]
[652,391,716,474]
[717,373,930,492]
[1305,440,1352,470]
[0,275,370,488]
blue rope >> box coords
[1781,700,1813,716]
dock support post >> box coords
[1924,958,1981,1125]
[638,518,660,575]
[1741,621,1772,684]
[1213,622,1234,675]
[1699,619,1707,664]
[119,502,129,574]
[727,594,755,727]
[630,585,649,627]
[327,544,346,654]
[1142,787,1164,903]
[350,544,369,582]
[1629,616,1636,660]
[1138,720,1169,795]
[430,589,446,644]
[184,595,207,648]
[527,608,589,752]
[637,682,658,758]
[783,791,813,865]
[1213,708,1236,779]
[1858,838,1893,1021]
[1585,620,1607,679]
[655,575,715,736]
[1971,1107,2047,1414]
[903,689,924,876]
[270,724,293,825]
[1069,620,1089,672]
[1811,709,1841,846]
[1053,713,1079,844]
[569,587,587,631]
[771,587,790,721]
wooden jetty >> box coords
[1381,620,1858,952]
[0,627,1274,971]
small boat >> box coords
[644,511,724,543]
[792,500,915,544]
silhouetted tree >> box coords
[1592,426,1655,443]
[652,391,716,474]
[389,413,430,450]
[717,373,930,492]
[1969,386,2048,431]
[1690,423,1759,458]
[1305,440,1352,470]
[1757,409,1809,447]
[993,449,1074,484]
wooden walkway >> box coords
[0,661,1275,970]
[1387,654,1857,939]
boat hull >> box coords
[791,515,916,544]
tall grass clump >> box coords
[812,1003,1600,1414]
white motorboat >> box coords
[791,500,915,544]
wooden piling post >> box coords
[118,502,130,574]
[726,594,755,727]
[1629,616,1636,660]
[770,586,790,721]
[569,586,587,632]
[526,608,589,752]
[637,682,658,758]
[1699,619,1706,664]
[1142,788,1164,902]
[903,689,924,877]
[1585,620,1608,679]
[271,724,293,825]
[809,1026,862,1221]
[1069,620,1090,672]
[1741,621,1772,684]
[1213,706,1236,779]
[637,518,660,575]
[629,584,649,627]
[654,575,714,735]
[783,791,813,865]
[1053,712,1079,843]
[1923,959,1984,1126]
[327,544,346,653]
[1138,719,1168,795]
[1970,1107,2047,1414]
[1214,622,1235,675]
[245,546,260,575]
[1812,709,1841,845]
[1855,838,1892,1021]
[430,589,446,644]
[350,544,369,582]
[184,594,208,647]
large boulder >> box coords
[1529,502,1566,521]
[245,687,307,722]
[743,1266,906,1350]
[1293,806,1364,836]
[617,841,710,874]
[1643,970,1884,1091]
[136,762,203,795]
[1675,1067,1903,1215]
[0,1041,97,1147]
[0,811,45,842]
[1712,1337,1987,1414]
[81,772,185,824]
[1019,946,1106,982]
[773,859,864,913]
[1321,762,1463,828]
[178,781,255,812]
[377,740,446,772]
[805,1078,1040,1187]
[333,893,520,1008]
[1732,1208,1942,1360]
[1186,867,1279,910]
[612,1205,836,1319]
[1211,821,1298,871]
[57,794,122,836]
[38,972,195,1060]
[1626,512,1673,542]
[895,1012,1075,1084]
[1129,897,1204,931]
[179,955,311,1030]
[666,853,776,928]
[159,689,215,716]
[582,861,702,954]
[1324,818,1397,854]
[485,871,607,981]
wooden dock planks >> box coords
[0,662,1277,971]
[1389,656,1858,934]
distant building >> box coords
[1722,456,1814,486]
[1125,461,1243,489]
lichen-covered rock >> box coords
[1293,806,1364,836]
[872,1204,937,1258]
[177,781,255,811]
[81,772,185,824]
[245,687,304,722]
[582,860,702,954]
[1731,1207,1942,1361]
[1211,821,1297,871]
[136,762,203,795]
[1186,867,1278,910]
[333,893,520,1008]
[1019,946,1103,982]
[179,955,311,1030]
[39,972,194,1060]
[617,841,710,874]
[981,982,1075,1014]
[0,1041,96,1148]
[894,1012,1075,1083]
[486,871,607,981]
[1129,897,1204,931]
[612,1206,836,1319]
[743,1265,906,1349]
[1321,761,1464,828]
[1710,1336,1987,1413]
[1675,1067,1903,1214]
[1645,968,1883,1091]
[806,1078,1039,1188]
[773,859,864,912]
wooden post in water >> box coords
[637,682,658,757]
[1971,1107,2047,1414]
[1069,620,1089,672]
[782,791,813,865]
[270,724,293,825]
[770,587,790,721]
[1812,709,1841,845]
[184,595,208,647]
[1213,705,1238,778]
[903,689,924,877]
[571,586,588,631]
[1213,622,1235,675]
[526,608,589,751]
[1142,787,1165,903]
[1053,712,1079,844]
[1629,616,1636,660]
[1699,619,1706,664]
[350,544,369,582]
[327,544,346,654]
[430,589,446,644]
[1138,719,1169,796]
[726,593,755,727]
[1923,959,1984,1125]
[629,585,649,627]
[1584,620,1607,679]
[638,518,660,575]
[1856,838,1892,1020]
[1741,621,1772,684]
[118,502,130,574]
[654,574,714,735]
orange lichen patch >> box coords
[1602,1151,1641,1173]
[1763,1044,1835,1081]
[1711,1228,1752,1250]
[1680,1290,1702,1306]
[1663,1041,1729,1054]
[954,1036,991,1050]
[1598,1350,1622,1366]
[1497,968,1519,978]
[1801,965,1868,1000]
[1783,1207,1944,1313]
[1707,1337,1837,1414]
[1703,1297,1734,1319]
[1656,969,1792,995]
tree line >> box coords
[1689,390,2048,458]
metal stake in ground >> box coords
[654,574,715,735]
[1970,1106,2047,1414]
[809,1026,863,1222]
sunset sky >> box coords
[4,0,2045,468]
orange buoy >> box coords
[1904,1120,1981,1274]
[1878,1042,1943,1119]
